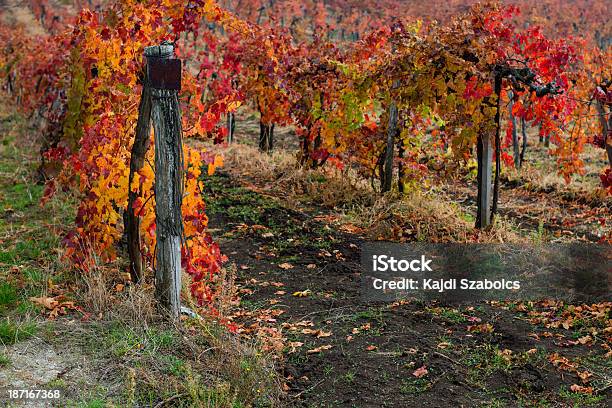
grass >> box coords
[463,344,513,387]
[0,282,19,309]
[427,307,467,324]
[205,173,281,225]
[103,323,176,358]
[161,354,186,376]
[77,399,107,408]
[400,378,431,394]
[558,386,606,407]
[0,318,37,344]
[0,352,10,367]
[343,370,356,384]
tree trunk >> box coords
[476,75,500,229]
[126,78,152,283]
[300,136,310,166]
[398,139,405,193]
[259,120,274,152]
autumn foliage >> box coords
[0,0,610,315]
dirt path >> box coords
[206,172,610,407]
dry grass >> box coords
[73,257,282,406]
[214,143,374,209]
[348,190,522,243]
[507,141,609,202]
[207,142,523,243]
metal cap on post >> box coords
[145,42,182,92]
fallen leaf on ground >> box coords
[467,323,494,333]
[287,342,303,353]
[307,345,333,354]
[577,371,592,383]
[412,366,428,378]
[278,262,294,270]
[570,384,593,394]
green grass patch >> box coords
[0,352,10,367]
[0,318,37,344]
[0,282,19,308]
[103,324,176,358]
[400,377,431,395]
[558,386,605,407]
[0,248,17,263]
[463,344,513,387]
[427,307,467,324]
[161,354,186,376]
[203,173,281,225]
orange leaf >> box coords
[412,366,428,378]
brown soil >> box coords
[206,171,610,408]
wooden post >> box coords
[146,43,183,317]
[596,99,612,167]
[519,117,527,167]
[382,103,398,193]
[226,112,235,143]
[476,134,493,228]
[382,80,399,193]
[508,91,520,168]
[491,75,502,222]
[398,139,405,193]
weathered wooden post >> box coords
[508,91,520,168]
[520,117,527,167]
[476,134,493,228]
[146,42,183,317]
[226,112,235,143]
[382,103,398,193]
[381,80,400,193]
